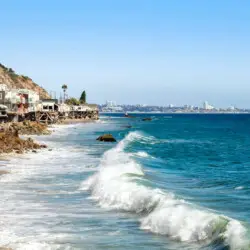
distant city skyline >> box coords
[101,100,236,109]
[1,0,250,108]
[99,100,247,113]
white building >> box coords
[102,106,123,112]
[2,88,40,113]
[39,99,57,112]
[58,103,71,113]
[203,101,214,110]
[106,100,116,107]
[0,84,9,91]
[70,104,97,112]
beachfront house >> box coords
[0,84,8,105]
[70,104,98,112]
[0,104,8,120]
[0,85,40,114]
[58,103,71,113]
[15,89,40,112]
[40,99,58,112]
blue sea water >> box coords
[1,114,250,250]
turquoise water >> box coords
[0,114,250,249]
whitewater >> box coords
[82,131,250,250]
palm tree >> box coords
[62,84,68,102]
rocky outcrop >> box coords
[142,117,152,121]
[0,131,47,154]
[0,170,10,175]
[96,134,116,142]
[0,121,51,135]
[125,114,135,118]
[0,63,50,99]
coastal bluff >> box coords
[0,63,50,99]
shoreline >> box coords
[0,118,98,177]
[58,117,99,125]
[0,118,99,249]
[0,119,100,250]
[0,118,99,154]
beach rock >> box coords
[0,131,47,155]
[0,121,51,135]
[125,115,135,118]
[142,117,152,121]
[96,134,116,142]
[0,170,10,175]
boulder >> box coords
[0,170,10,175]
[142,117,152,121]
[0,131,47,155]
[96,134,116,142]
[125,115,135,118]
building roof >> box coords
[41,99,58,103]
[0,104,8,110]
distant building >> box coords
[106,100,116,107]
[203,101,214,110]
[102,106,123,112]
[228,106,235,111]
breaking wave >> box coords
[81,131,250,249]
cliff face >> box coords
[0,63,50,99]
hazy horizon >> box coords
[1,0,250,108]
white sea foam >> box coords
[0,124,101,249]
[83,131,250,249]
[134,151,150,158]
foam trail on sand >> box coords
[82,131,250,250]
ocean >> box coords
[0,114,250,250]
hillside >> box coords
[0,63,50,99]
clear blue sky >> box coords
[1,0,250,107]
